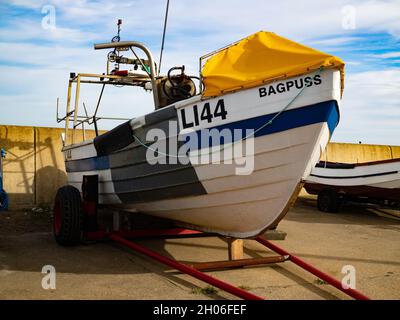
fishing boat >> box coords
[54,29,345,244]
[305,159,400,212]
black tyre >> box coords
[317,189,342,213]
[53,185,82,246]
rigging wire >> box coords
[158,0,170,75]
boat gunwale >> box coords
[318,158,400,168]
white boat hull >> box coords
[305,159,400,202]
[64,69,341,238]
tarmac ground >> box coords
[0,196,399,300]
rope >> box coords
[132,67,323,159]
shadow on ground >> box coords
[0,196,399,299]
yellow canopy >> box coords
[201,31,345,97]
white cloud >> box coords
[7,0,46,9]
[371,52,400,59]
[333,69,400,145]
[307,37,362,47]
[346,61,362,66]
[0,41,102,69]
[0,64,154,129]
[353,0,400,37]
[4,0,400,43]
[0,17,100,43]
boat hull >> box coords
[64,69,341,238]
[305,159,400,202]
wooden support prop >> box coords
[227,238,243,260]
[189,255,289,271]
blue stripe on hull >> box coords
[66,155,109,172]
[65,100,339,172]
[183,100,339,150]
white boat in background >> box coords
[54,30,345,245]
[305,159,400,212]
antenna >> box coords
[158,0,170,74]
[112,19,122,42]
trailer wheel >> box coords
[317,189,341,213]
[53,185,82,246]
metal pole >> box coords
[93,84,105,122]
[64,80,73,146]
[93,118,99,137]
[189,255,288,271]
[110,234,263,300]
[72,75,81,145]
[256,237,370,300]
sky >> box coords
[0,0,399,145]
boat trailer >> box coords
[75,176,370,301]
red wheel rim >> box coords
[53,199,61,235]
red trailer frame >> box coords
[86,227,370,300]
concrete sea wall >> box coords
[0,125,99,209]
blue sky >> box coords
[0,0,399,145]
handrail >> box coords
[94,41,160,108]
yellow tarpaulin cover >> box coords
[201,31,345,97]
